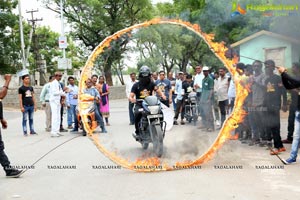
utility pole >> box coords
[60,0,68,86]
[18,0,26,69]
[26,9,43,85]
[60,0,66,59]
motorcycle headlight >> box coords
[148,105,160,114]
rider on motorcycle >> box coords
[129,66,165,140]
[181,74,194,123]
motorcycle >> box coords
[134,96,166,157]
[77,94,98,136]
[184,91,199,126]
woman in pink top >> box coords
[98,76,110,126]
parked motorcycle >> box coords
[77,94,98,136]
[184,91,199,126]
[134,96,166,157]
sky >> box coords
[19,0,62,33]
[19,0,173,34]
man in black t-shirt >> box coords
[131,81,156,100]
[182,74,194,95]
[129,66,165,139]
[181,74,194,125]
[18,74,37,136]
[263,60,287,155]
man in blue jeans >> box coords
[278,64,300,164]
[66,76,79,132]
[18,74,37,136]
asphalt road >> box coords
[0,99,299,200]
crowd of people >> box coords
[0,71,111,178]
[126,60,300,160]
[19,71,110,137]
[2,60,300,178]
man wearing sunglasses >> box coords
[49,72,66,137]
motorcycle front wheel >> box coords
[151,123,164,157]
[192,106,198,126]
[193,114,198,126]
[142,142,149,150]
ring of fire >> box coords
[78,18,248,172]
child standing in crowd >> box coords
[263,60,287,155]
[18,74,37,136]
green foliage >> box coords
[154,2,177,18]
[21,25,85,75]
[43,0,154,85]
[154,0,299,71]
[173,0,206,13]
[32,26,60,72]
[124,66,138,75]
[37,0,299,85]
[132,24,222,74]
[0,0,20,74]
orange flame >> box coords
[79,18,247,172]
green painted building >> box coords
[231,30,300,68]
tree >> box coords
[132,23,222,74]
[0,0,20,74]
[43,0,154,85]
[155,0,276,69]
[133,25,182,73]
[33,27,84,72]
[20,25,85,85]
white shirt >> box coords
[66,84,79,106]
[126,79,137,99]
[194,72,204,93]
[49,79,65,103]
[216,76,229,101]
[228,79,236,99]
[175,79,184,100]
[40,82,51,103]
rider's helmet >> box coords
[139,65,151,78]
